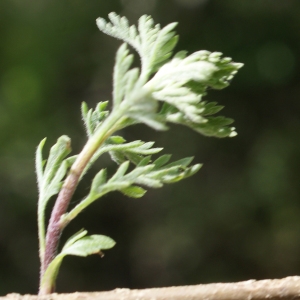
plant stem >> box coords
[39,109,125,295]
[37,196,46,264]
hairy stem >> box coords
[37,198,46,264]
[39,109,125,295]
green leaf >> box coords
[80,139,162,181]
[97,13,242,136]
[43,136,72,185]
[123,165,154,181]
[38,12,244,294]
[124,68,140,99]
[121,186,147,198]
[108,136,126,144]
[97,13,179,80]
[137,156,152,166]
[202,101,224,116]
[96,12,243,138]
[81,101,110,137]
[164,157,194,168]
[104,140,163,166]
[100,140,143,158]
[187,115,237,138]
[63,229,88,249]
[128,142,160,154]
[45,155,76,198]
[138,17,178,75]
[143,51,242,135]
[90,169,107,195]
[62,235,116,256]
[160,100,237,138]
[64,150,202,226]
[37,136,73,208]
[36,138,47,194]
[185,163,203,177]
[113,43,134,107]
[152,154,172,169]
[133,176,162,188]
[125,93,167,130]
[36,136,75,259]
[45,160,68,197]
[40,230,115,293]
[81,102,89,121]
[40,254,64,294]
[110,161,130,181]
[174,50,188,59]
[96,13,139,53]
[127,111,168,131]
[134,156,202,187]
[123,152,144,165]
[109,150,127,165]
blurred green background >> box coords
[1,0,300,295]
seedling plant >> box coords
[36,12,243,295]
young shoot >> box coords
[36,12,243,295]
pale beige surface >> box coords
[1,276,300,300]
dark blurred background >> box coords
[1,0,300,295]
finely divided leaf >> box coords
[126,95,168,131]
[81,138,163,175]
[80,138,159,179]
[39,13,244,293]
[109,140,163,165]
[113,44,134,107]
[43,136,71,186]
[142,51,243,137]
[97,13,178,80]
[97,13,242,138]
[96,13,140,50]
[137,15,178,76]
[96,13,243,138]
[192,116,237,138]
[36,136,73,207]
[162,102,237,138]
[81,101,109,137]
[63,151,202,225]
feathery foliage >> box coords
[36,12,243,295]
